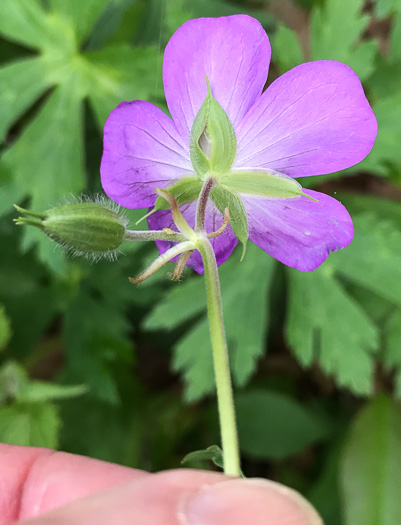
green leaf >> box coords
[340,395,401,525]
[0,402,60,448]
[0,360,86,404]
[0,231,59,357]
[62,261,134,404]
[384,309,401,397]
[18,381,88,403]
[0,0,58,50]
[329,215,401,306]
[367,56,401,101]
[221,170,309,199]
[0,305,11,351]
[182,444,224,470]
[1,78,85,272]
[164,0,275,35]
[236,390,329,460]
[85,44,161,128]
[273,25,304,73]
[375,0,400,17]
[286,264,379,395]
[308,445,343,525]
[273,0,377,79]
[0,57,56,143]
[389,11,401,62]
[145,245,275,401]
[49,0,111,43]
[310,0,377,80]
[0,362,26,404]
[189,78,237,177]
[0,4,161,271]
[340,194,401,225]
[0,0,76,56]
[211,185,248,257]
[143,274,205,331]
[356,92,401,175]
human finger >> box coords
[0,444,148,523]
[18,468,323,525]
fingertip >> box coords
[182,477,323,525]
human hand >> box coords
[0,444,322,524]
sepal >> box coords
[221,169,314,200]
[190,78,237,178]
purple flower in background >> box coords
[101,15,377,272]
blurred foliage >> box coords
[1,1,401,524]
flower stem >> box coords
[195,176,216,232]
[197,236,241,477]
[124,229,185,242]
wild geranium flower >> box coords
[101,15,377,272]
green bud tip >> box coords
[14,195,129,262]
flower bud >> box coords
[14,198,128,260]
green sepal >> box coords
[135,177,203,225]
[221,169,315,200]
[190,78,237,178]
[211,185,248,260]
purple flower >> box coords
[101,15,377,272]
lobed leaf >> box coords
[0,0,56,50]
[384,309,401,397]
[85,44,161,128]
[273,0,377,80]
[49,0,111,44]
[2,79,85,272]
[145,245,275,401]
[0,305,11,352]
[330,214,401,306]
[340,395,401,525]
[0,402,60,448]
[310,0,377,80]
[62,262,134,405]
[0,57,55,143]
[286,264,379,395]
[273,24,304,73]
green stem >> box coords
[197,236,241,477]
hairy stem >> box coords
[195,177,217,232]
[197,236,241,477]
[124,229,185,243]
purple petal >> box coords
[242,189,353,271]
[235,61,377,176]
[163,15,271,140]
[101,100,193,209]
[148,200,238,273]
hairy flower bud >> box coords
[14,197,129,261]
